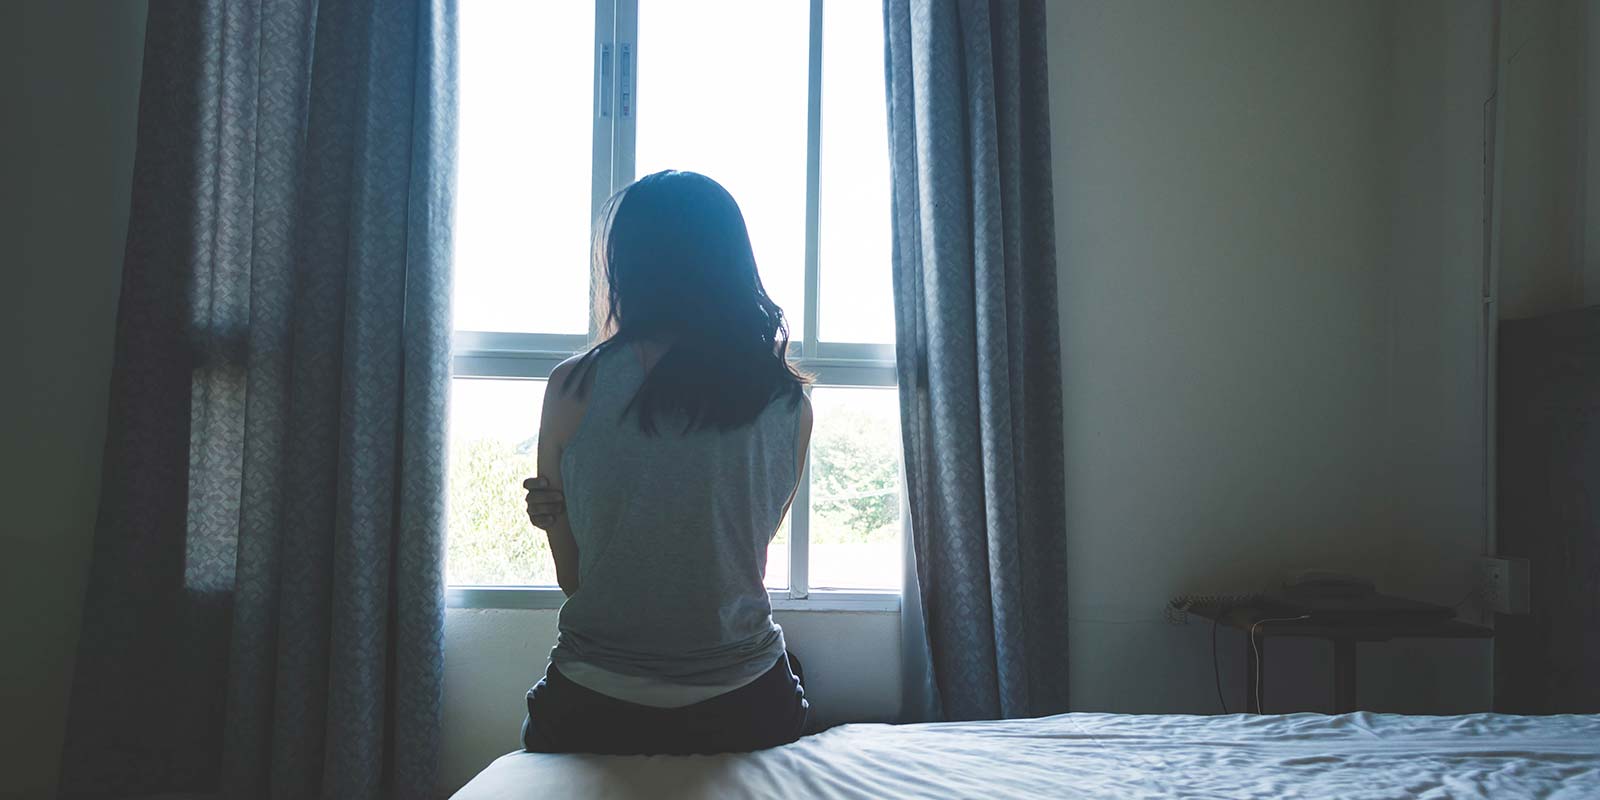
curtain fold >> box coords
[885,0,1069,721]
[59,1,456,797]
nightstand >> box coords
[1190,605,1493,714]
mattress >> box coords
[451,711,1600,799]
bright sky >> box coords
[453,0,595,335]
[450,377,545,444]
[451,0,895,344]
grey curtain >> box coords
[885,0,1069,721]
[59,1,455,798]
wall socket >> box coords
[1475,556,1531,614]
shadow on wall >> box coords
[10,1,149,798]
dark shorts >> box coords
[521,653,809,756]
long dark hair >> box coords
[564,170,807,433]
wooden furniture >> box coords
[1497,307,1600,714]
[1190,605,1493,714]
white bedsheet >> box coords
[451,712,1600,799]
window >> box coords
[448,0,900,610]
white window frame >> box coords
[447,0,900,613]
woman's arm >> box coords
[528,355,590,597]
[778,393,814,522]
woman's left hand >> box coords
[523,476,566,530]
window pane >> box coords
[447,378,554,586]
[766,513,790,591]
[634,0,810,337]
[818,1,894,343]
[808,386,902,590]
[454,2,593,334]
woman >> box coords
[518,170,812,756]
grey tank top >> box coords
[550,345,799,687]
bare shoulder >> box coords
[547,353,593,399]
[540,353,596,442]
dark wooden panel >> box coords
[1496,305,1600,714]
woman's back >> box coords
[521,170,811,754]
[550,344,802,688]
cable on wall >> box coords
[1250,615,1311,714]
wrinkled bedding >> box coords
[452,711,1600,799]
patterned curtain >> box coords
[58,1,455,798]
[885,0,1069,721]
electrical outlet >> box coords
[1476,557,1530,614]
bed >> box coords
[452,711,1600,799]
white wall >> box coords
[439,608,901,794]
[2,2,148,797]
[1049,0,1494,714]
[1383,1,1498,608]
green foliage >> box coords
[446,437,556,585]
[809,403,901,545]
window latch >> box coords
[599,43,612,118]
[620,43,632,118]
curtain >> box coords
[58,1,455,798]
[885,0,1069,721]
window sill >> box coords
[446,586,901,613]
